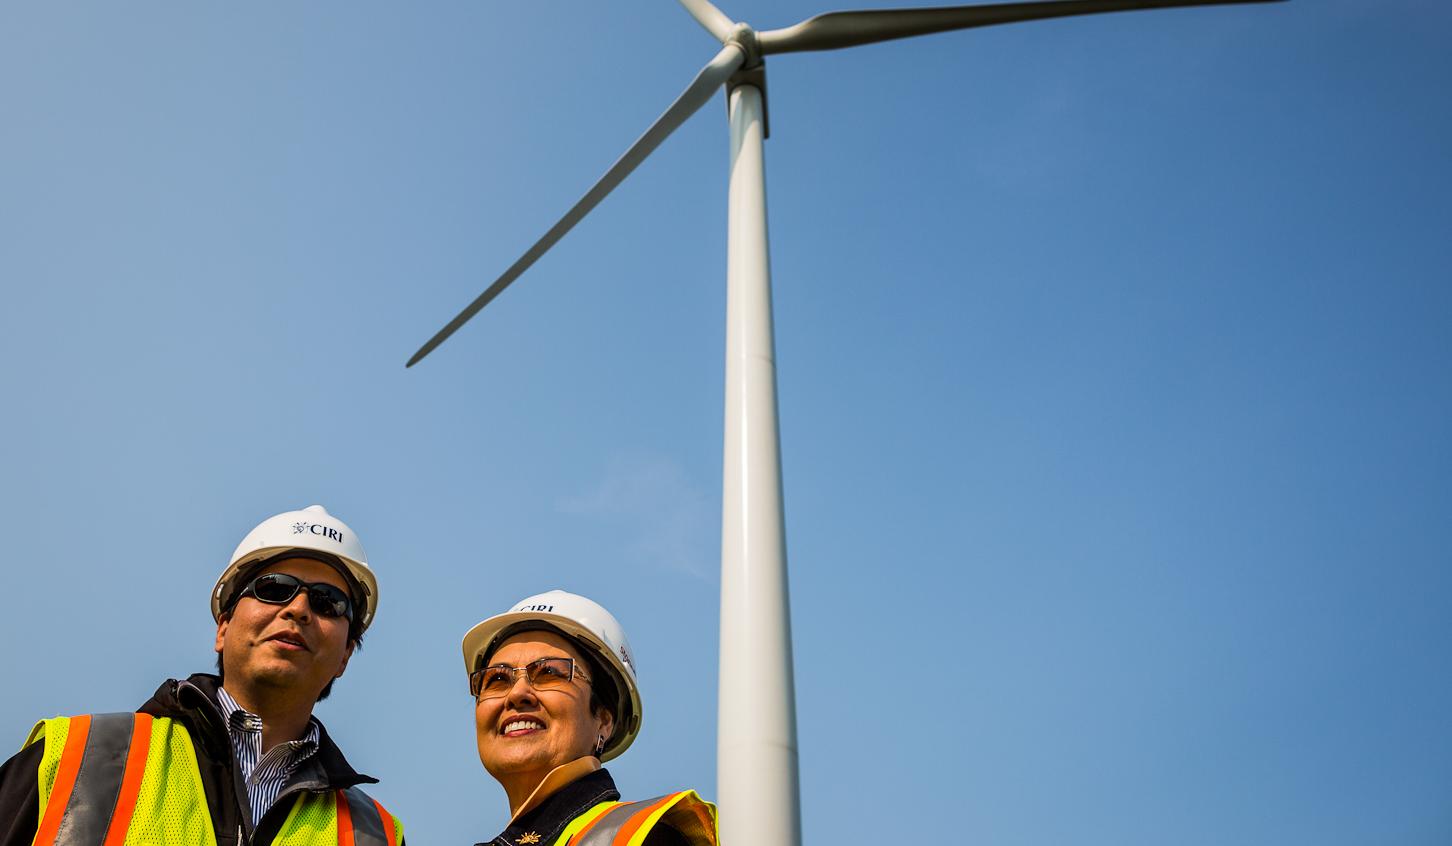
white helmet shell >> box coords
[211,505,379,633]
[462,589,642,762]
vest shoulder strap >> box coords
[32,712,156,846]
[564,791,716,846]
[335,787,403,846]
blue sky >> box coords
[2,2,1449,844]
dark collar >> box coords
[487,769,620,846]
[138,673,378,789]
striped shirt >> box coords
[216,686,322,828]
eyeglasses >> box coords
[237,573,354,620]
[470,657,590,700]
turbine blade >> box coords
[407,44,746,368]
[679,0,737,42]
[759,0,1286,55]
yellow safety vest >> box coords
[551,791,716,846]
[25,713,403,846]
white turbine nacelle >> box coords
[406,3,1290,845]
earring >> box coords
[595,736,605,757]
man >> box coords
[0,505,404,846]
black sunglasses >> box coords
[237,573,353,620]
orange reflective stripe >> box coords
[565,803,620,846]
[660,795,715,846]
[610,793,680,846]
[336,789,356,846]
[101,714,153,846]
[372,799,397,846]
[34,715,91,846]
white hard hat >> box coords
[461,590,642,762]
[211,505,379,634]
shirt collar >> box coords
[509,757,601,823]
[215,686,321,748]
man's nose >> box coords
[279,589,312,621]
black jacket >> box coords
[482,769,688,846]
[0,674,390,846]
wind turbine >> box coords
[407,1,1285,844]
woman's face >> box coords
[475,630,614,782]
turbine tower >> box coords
[406,3,1286,844]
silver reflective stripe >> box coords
[53,713,136,846]
[570,796,671,846]
[344,788,390,846]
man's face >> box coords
[214,557,355,703]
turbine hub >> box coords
[726,22,763,69]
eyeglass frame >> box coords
[469,656,593,700]
[236,572,354,621]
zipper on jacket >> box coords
[176,680,255,844]
[252,772,329,845]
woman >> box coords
[462,590,717,846]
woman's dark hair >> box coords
[579,652,618,722]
